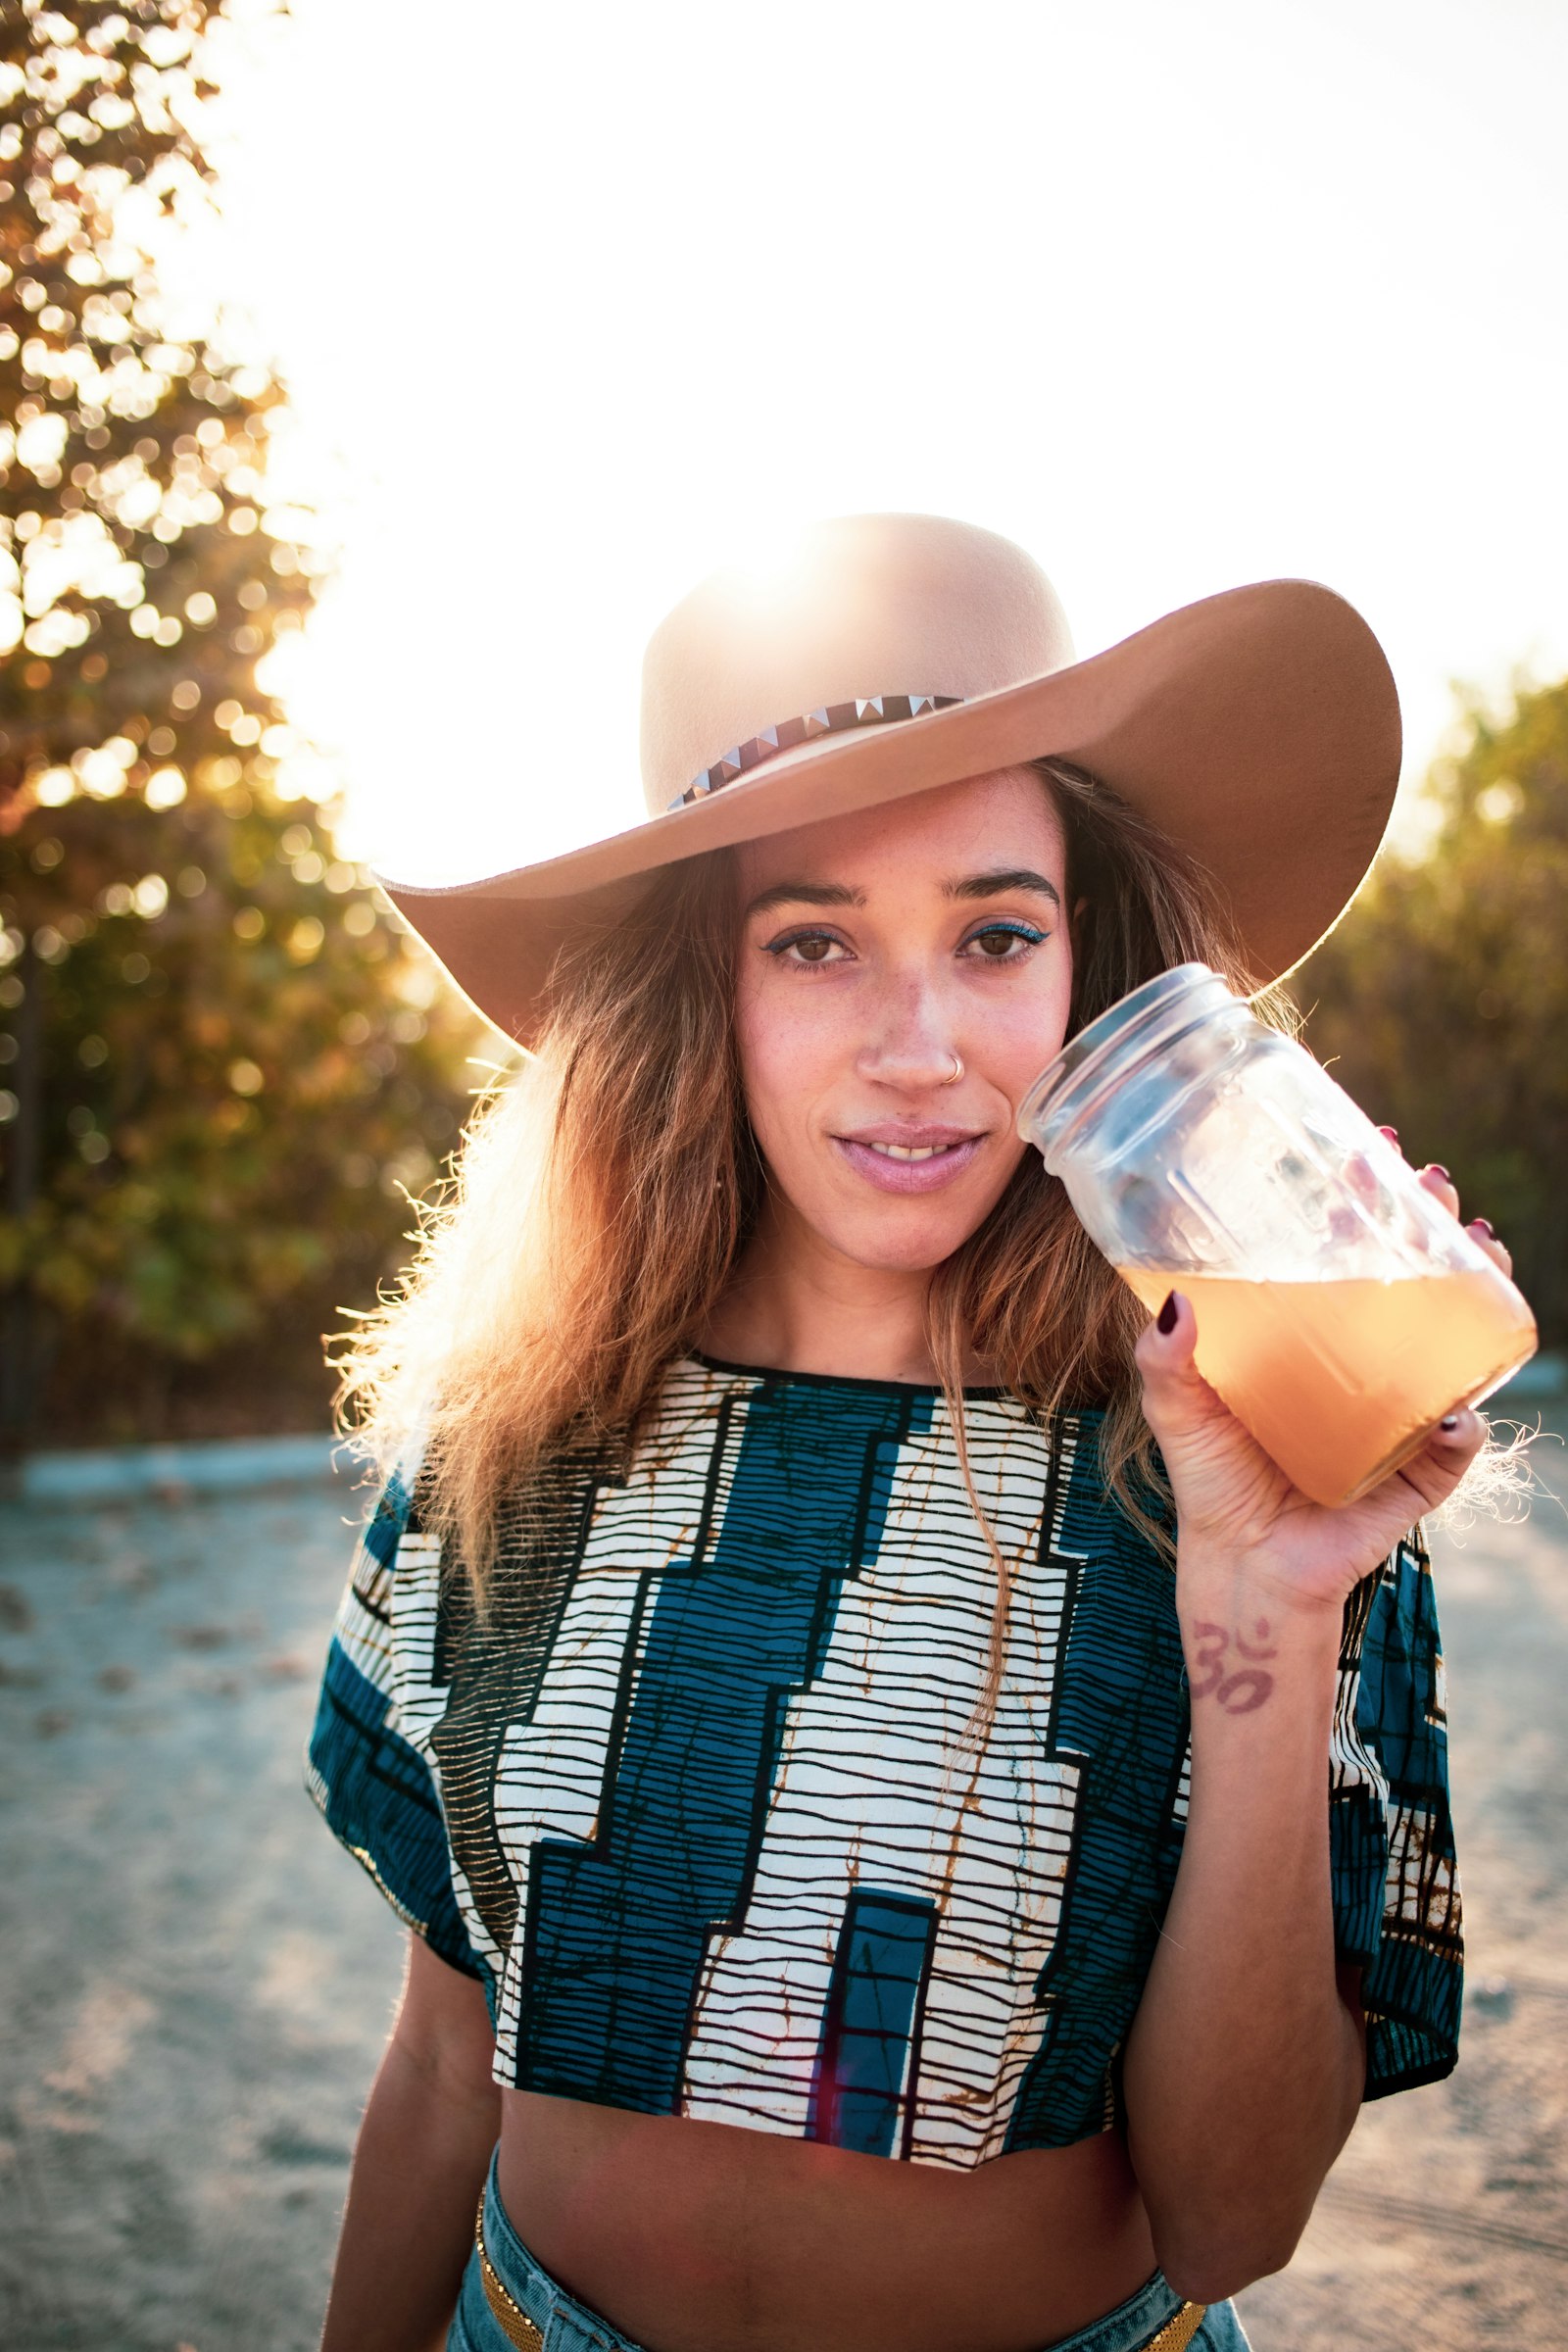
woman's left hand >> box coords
[1134,1152,1512,1618]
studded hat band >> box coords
[669,691,966,812]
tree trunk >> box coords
[1,940,44,1453]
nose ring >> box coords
[943,1053,964,1086]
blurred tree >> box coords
[0,0,308,801]
[1295,676,1568,1348]
[0,789,493,1446]
[0,2,493,1448]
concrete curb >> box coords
[1494,1351,1566,1404]
[5,1432,359,1507]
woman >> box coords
[308,515,1489,2352]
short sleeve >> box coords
[1329,1525,1462,2097]
[305,1446,486,1984]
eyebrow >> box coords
[742,879,865,919]
[742,868,1061,921]
[944,867,1061,908]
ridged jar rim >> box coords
[1014,962,1238,1166]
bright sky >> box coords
[190,0,1568,884]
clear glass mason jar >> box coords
[1016,963,1538,1507]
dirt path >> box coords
[1234,1406,1568,2349]
[1,1420,1563,2350]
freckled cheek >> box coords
[732,991,850,1147]
[971,980,1074,1097]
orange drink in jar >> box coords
[1017,966,1537,1508]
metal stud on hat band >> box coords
[669,691,966,813]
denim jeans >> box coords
[447,2150,1254,2352]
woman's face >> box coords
[732,767,1074,1279]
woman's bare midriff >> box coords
[496,2088,1160,2352]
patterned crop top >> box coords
[306,1353,1463,2170]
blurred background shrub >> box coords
[0,786,489,1448]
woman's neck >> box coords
[699,1201,977,1386]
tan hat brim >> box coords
[378,577,1400,1046]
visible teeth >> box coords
[866,1141,957,1160]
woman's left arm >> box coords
[1118,1544,1364,2301]
[1120,1163,1502,2303]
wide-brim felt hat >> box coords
[375,513,1401,1047]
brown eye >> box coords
[764,930,849,966]
[970,924,1037,958]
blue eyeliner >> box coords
[960,920,1047,954]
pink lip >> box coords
[832,1128,988,1195]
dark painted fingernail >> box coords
[1439,1414,1461,1434]
[1156,1292,1178,1335]
[1426,1164,1451,1183]
[1469,1216,1495,1239]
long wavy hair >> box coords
[330,760,1281,1720]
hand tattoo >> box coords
[1189,1616,1278,1713]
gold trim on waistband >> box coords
[1142,2298,1207,2352]
[474,2191,546,2352]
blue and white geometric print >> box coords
[306,1354,1463,2170]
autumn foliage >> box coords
[0,2,490,1447]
